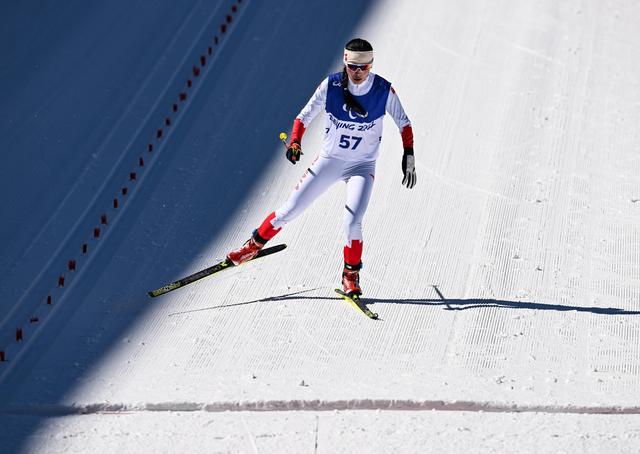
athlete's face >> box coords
[346,63,371,85]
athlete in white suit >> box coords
[227,38,416,296]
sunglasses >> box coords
[346,63,371,72]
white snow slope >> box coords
[2,0,640,452]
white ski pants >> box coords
[272,156,376,246]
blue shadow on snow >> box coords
[0,0,379,452]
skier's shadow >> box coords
[168,287,640,317]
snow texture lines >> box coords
[4,1,640,450]
[0,0,248,378]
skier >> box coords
[227,38,416,296]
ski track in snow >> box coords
[4,398,640,416]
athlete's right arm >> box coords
[284,78,328,164]
[289,78,328,144]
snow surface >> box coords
[2,0,640,452]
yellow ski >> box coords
[335,289,379,319]
[148,244,286,297]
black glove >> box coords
[402,147,417,188]
[286,141,302,164]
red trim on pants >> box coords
[344,240,363,266]
[257,212,281,240]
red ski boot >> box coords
[227,235,265,265]
[342,262,362,296]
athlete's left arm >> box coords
[386,87,416,189]
[386,87,413,146]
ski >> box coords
[335,289,379,319]
[148,244,287,298]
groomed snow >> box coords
[2,0,640,452]
[4,410,640,453]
